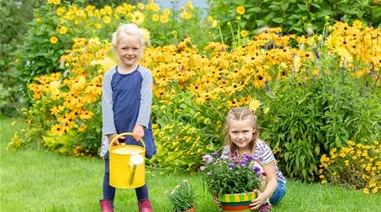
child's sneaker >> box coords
[138,199,153,212]
[259,202,272,212]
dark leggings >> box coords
[103,153,149,202]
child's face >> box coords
[116,36,141,68]
[228,119,255,150]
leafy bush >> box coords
[0,0,44,115]
[320,140,381,194]
[257,64,381,181]
[207,0,381,46]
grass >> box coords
[1,114,380,211]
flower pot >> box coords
[219,191,256,212]
[179,207,195,212]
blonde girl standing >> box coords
[100,23,156,212]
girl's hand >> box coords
[133,125,144,140]
[213,196,221,207]
[108,134,124,146]
[250,190,267,210]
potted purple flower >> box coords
[200,152,265,211]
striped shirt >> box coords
[222,139,286,183]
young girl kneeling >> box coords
[216,107,286,211]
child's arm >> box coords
[250,161,277,210]
[102,70,118,143]
[135,67,153,139]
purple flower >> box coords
[228,163,235,169]
[241,162,247,168]
[212,152,219,157]
[244,154,253,160]
[253,166,261,172]
[234,159,240,164]
[241,158,248,163]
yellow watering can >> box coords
[109,132,146,189]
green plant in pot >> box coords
[166,180,197,212]
[201,153,265,211]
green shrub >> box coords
[0,0,44,115]
[257,61,381,181]
[207,0,381,46]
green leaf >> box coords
[272,17,284,24]
[247,7,261,13]
[255,20,265,26]
[297,4,307,11]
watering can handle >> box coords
[108,132,146,151]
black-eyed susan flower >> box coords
[240,30,249,37]
[236,6,245,15]
[50,36,58,44]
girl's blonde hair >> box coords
[111,23,145,58]
[225,107,259,154]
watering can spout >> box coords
[128,154,144,185]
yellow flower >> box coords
[94,23,101,29]
[160,15,169,23]
[141,28,151,43]
[56,7,65,16]
[132,11,145,25]
[163,9,171,16]
[240,30,248,37]
[137,3,145,10]
[236,6,245,15]
[372,187,379,193]
[212,20,219,28]
[181,11,192,20]
[352,20,363,29]
[104,5,112,15]
[51,123,65,135]
[78,124,88,132]
[48,0,61,5]
[50,36,58,44]
[249,99,261,113]
[363,188,369,194]
[207,16,214,22]
[152,14,159,22]
[35,18,42,23]
[59,26,68,34]
[103,16,111,24]
[186,1,194,10]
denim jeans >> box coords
[270,179,286,205]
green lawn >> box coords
[1,115,380,211]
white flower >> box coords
[202,154,213,163]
